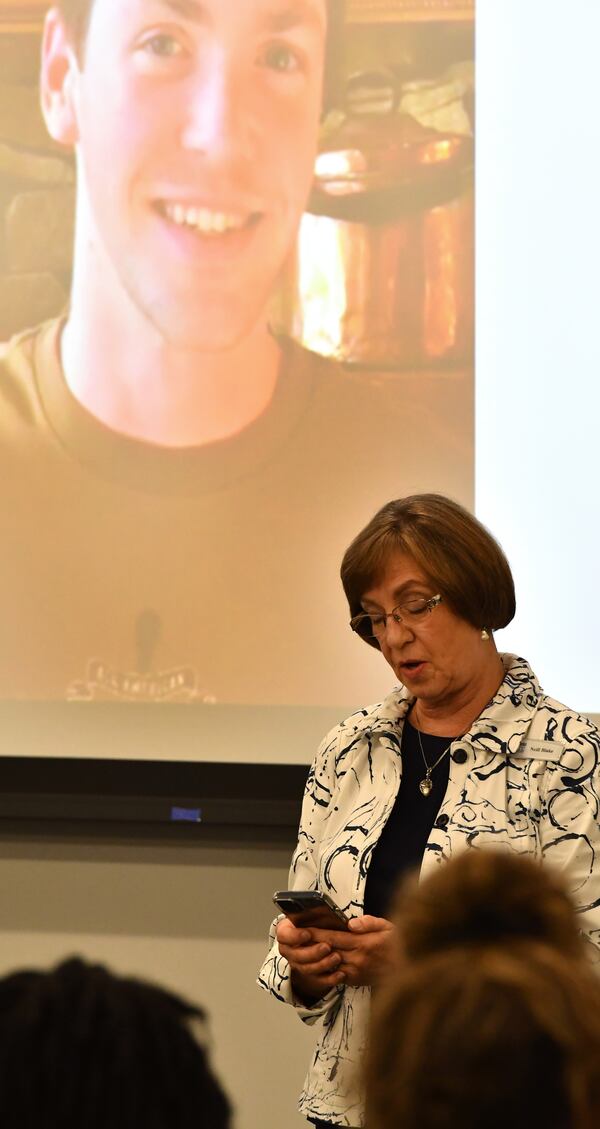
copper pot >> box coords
[275,108,474,370]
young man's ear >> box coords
[40,6,81,147]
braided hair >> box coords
[0,956,231,1129]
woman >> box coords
[366,849,600,1129]
[258,494,600,1128]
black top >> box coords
[363,717,452,919]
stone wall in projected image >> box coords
[0,33,74,338]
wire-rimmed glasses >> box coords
[350,594,442,643]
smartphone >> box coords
[273,889,350,931]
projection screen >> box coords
[9,2,596,766]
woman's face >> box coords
[360,551,490,714]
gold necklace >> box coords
[412,714,452,797]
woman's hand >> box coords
[276,916,346,1004]
[310,915,397,987]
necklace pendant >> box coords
[419,775,433,797]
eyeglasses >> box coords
[350,594,443,642]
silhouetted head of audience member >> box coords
[0,956,231,1129]
[366,850,600,1129]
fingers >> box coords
[291,965,346,1003]
[309,924,351,943]
[278,915,396,990]
[305,954,344,981]
[348,915,393,933]
[276,919,348,981]
[290,949,347,1001]
[317,968,346,990]
[276,919,333,966]
[309,929,361,952]
[280,941,342,975]
[276,918,311,947]
[309,917,393,948]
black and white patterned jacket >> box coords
[258,655,600,1127]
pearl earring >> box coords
[481,628,490,641]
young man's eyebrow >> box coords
[160,0,207,24]
[154,0,325,33]
[265,0,326,34]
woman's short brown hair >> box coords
[366,851,600,1129]
[340,493,516,647]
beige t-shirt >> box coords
[0,319,472,706]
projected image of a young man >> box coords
[42,0,327,446]
[0,0,472,708]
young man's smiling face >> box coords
[43,0,327,350]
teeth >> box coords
[163,202,247,234]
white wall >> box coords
[476,0,600,716]
[0,831,315,1129]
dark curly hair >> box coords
[366,851,600,1129]
[0,956,231,1129]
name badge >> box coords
[513,739,565,762]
